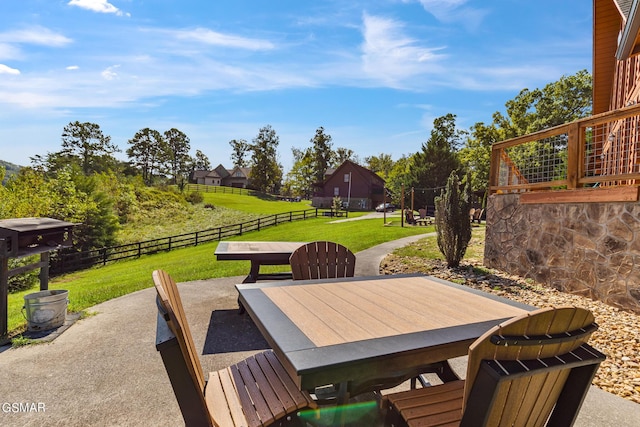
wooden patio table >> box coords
[236,274,534,403]
[215,241,306,283]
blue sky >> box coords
[1,0,592,173]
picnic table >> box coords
[236,274,533,403]
[215,241,305,283]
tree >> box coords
[365,153,394,179]
[435,171,472,268]
[458,122,500,199]
[61,121,120,175]
[311,127,334,183]
[163,128,191,184]
[249,125,282,193]
[408,114,464,208]
[466,69,593,189]
[284,147,315,198]
[193,149,211,170]
[385,154,414,205]
[493,69,592,137]
[126,128,166,185]
[229,139,250,168]
[334,147,358,166]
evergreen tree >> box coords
[61,121,120,175]
[126,128,166,185]
[163,128,191,185]
[434,171,472,268]
[311,127,334,183]
[193,150,211,170]
[408,114,464,208]
[249,125,282,193]
[229,139,250,168]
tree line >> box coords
[278,70,591,209]
[0,69,591,269]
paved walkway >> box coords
[0,237,638,426]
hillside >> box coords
[1,159,22,184]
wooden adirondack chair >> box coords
[384,306,605,427]
[153,269,317,426]
[289,241,356,280]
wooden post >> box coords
[39,252,50,291]
[383,186,387,223]
[489,147,502,192]
[1,256,8,338]
[411,187,414,212]
[567,123,580,189]
[401,184,405,227]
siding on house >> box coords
[190,164,252,188]
[312,160,385,210]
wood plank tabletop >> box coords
[262,276,526,347]
[215,241,305,260]
[237,274,534,393]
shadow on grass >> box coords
[248,190,280,201]
[202,309,269,354]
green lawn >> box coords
[6,211,430,336]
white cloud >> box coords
[66,65,79,70]
[0,43,20,60]
[170,28,275,50]
[0,26,72,47]
[101,64,120,80]
[411,0,487,31]
[68,0,128,17]
[361,13,444,86]
[0,64,20,75]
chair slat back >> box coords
[289,241,356,280]
[154,269,207,393]
[463,306,597,426]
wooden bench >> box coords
[153,269,317,426]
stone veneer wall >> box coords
[484,193,640,314]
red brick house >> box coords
[312,160,385,210]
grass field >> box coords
[5,193,427,337]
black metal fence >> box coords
[49,208,325,274]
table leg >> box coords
[243,260,261,284]
[335,382,350,427]
[238,261,261,314]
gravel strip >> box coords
[381,255,640,405]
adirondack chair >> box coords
[289,242,457,402]
[153,269,317,426]
[384,306,605,427]
[289,241,356,280]
[472,208,484,224]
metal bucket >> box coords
[23,290,69,331]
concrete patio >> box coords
[1,235,639,426]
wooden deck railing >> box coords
[490,103,640,196]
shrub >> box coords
[332,196,342,212]
[8,257,39,292]
[185,191,204,204]
[434,171,472,267]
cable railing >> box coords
[490,103,640,195]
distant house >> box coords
[312,160,385,210]
[190,164,252,188]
